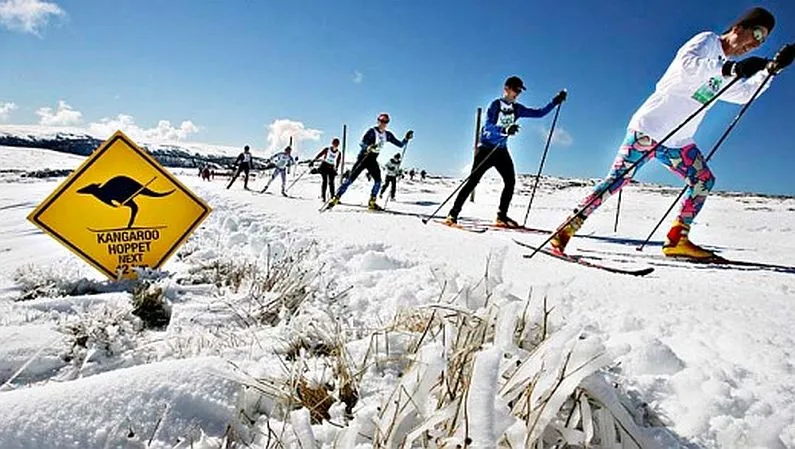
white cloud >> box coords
[536,125,573,147]
[353,71,363,84]
[265,119,322,154]
[36,100,82,126]
[0,0,65,36]
[88,114,200,141]
[0,101,17,121]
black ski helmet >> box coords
[504,76,526,92]
[332,137,340,146]
[244,145,250,151]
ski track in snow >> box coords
[0,145,794,448]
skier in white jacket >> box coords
[379,153,403,201]
[261,146,295,195]
[549,7,793,259]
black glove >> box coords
[723,56,769,79]
[404,130,414,141]
[505,124,520,136]
[552,89,567,105]
[768,43,795,73]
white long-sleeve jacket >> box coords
[628,31,771,148]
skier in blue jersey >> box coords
[444,76,566,228]
[325,113,413,211]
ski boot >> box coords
[325,196,340,210]
[662,219,715,259]
[443,214,458,226]
[281,190,288,197]
[495,213,520,228]
[549,214,585,254]
[368,196,383,211]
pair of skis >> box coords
[438,220,790,277]
[435,219,653,276]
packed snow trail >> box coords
[1,152,794,447]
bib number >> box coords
[692,76,724,104]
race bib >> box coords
[498,103,515,127]
[692,76,724,104]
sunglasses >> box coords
[752,26,766,44]
[378,118,389,124]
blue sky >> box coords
[1,0,794,195]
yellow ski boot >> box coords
[549,214,585,254]
[662,219,715,259]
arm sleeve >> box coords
[386,131,405,148]
[314,148,327,160]
[679,32,724,79]
[720,70,773,104]
[482,99,504,135]
[514,101,555,119]
[360,128,376,150]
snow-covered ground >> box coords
[0,146,793,448]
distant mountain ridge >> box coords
[0,125,270,170]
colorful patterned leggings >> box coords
[576,130,715,226]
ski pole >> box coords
[524,75,742,260]
[635,70,774,252]
[614,189,622,233]
[522,100,563,227]
[285,164,311,193]
[383,141,410,210]
[421,144,504,224]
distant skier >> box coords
[549,7,792,259]
[444,76,566,228]
[409,169,416,181]
[420,169,427,181]
[201,166,211,181]
[311,138,342,202]
[261,146,295,196]
[227,145,253,190]
[325,113,413,211]
[379,153,403,201]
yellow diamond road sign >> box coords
[28,130,212,280]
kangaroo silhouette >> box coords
[77,175,175,228]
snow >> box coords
[0,144,794,448]
[0,145,85,171]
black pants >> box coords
[450,145,515,217]
[380,175,397,199]
[319,162,337,201]
[337,152,381,198]
[227,163,251,189]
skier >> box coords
[409,169,416,181]
[311,138,342,202]
[420,169,427,181]
[325,113,413,210]
[444,76,566,228]
[379,153,403,201]
[261,146,295,196]
[227,145,253,190]
[549,7,793,259]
